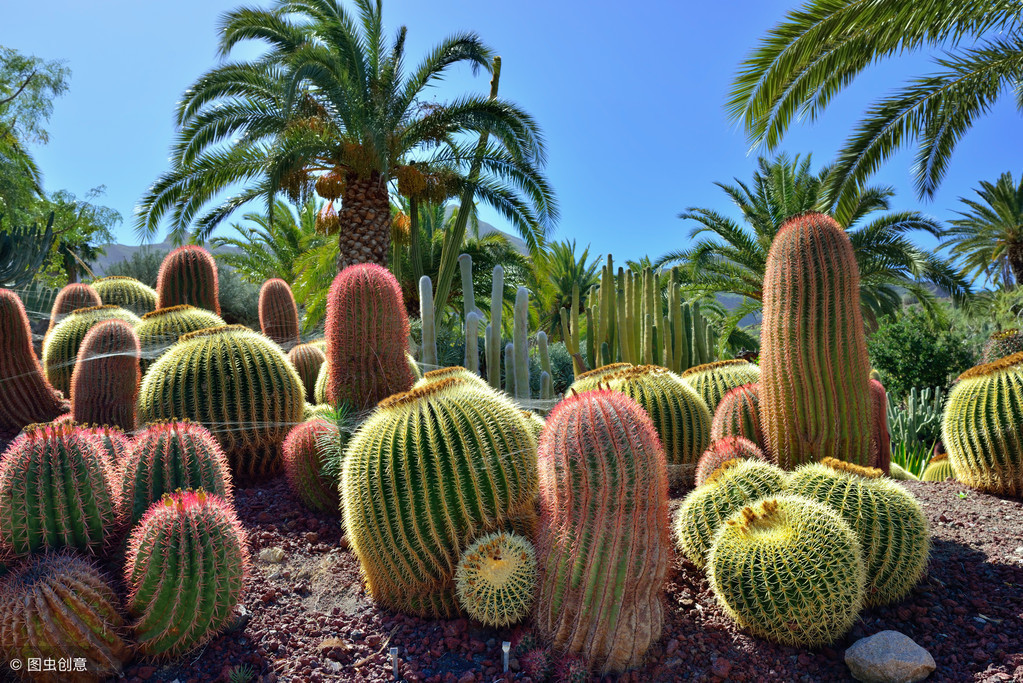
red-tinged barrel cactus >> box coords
[0,552,133,682]
[125,489,247,657]
[288,342,326,404]
[282,419,341,515]
[869,379,892,475]
[325,263,414,411]
[134,305,225,373]
[46,283,101,335]
[156,245,220,314]
[0,423,123,560]
[70,319,141,432]
[122,421,233,524]
[79,423,132,464]
[694,436,768,487]
[760,212,872,469]
[534,390,671,675]
[681,359,761,413]
[91,276,157,317]
[259,278,300,347]
[710,383,765,450]
[982,328,1023,363]
[0,289,68,438]
[42,305,141,398]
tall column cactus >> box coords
[0,289,69,438]
[464,311,481,374]
[92,276,158,317]
[419,275,437,368]
[534,390,671,675]
[514,286,530,400]
[760,212,872,469]
[156,245,221,314]
[70,319,141,431]
[46,282,101,335]
[258,278,300,347]
[868,379,892,475]
[486,265,504,388]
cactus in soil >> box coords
[674,459,788,568]
[46,283,101,335]
[342,378,538,618]
[0,552,132,681]
[156,245,221,314]
[326,263,414,411]
[534,390,671,674]
[137,325,305,480]
[942,353,1023,496]
[70,319,141,431]
[710,383,764,449]
[454,531,537,627]
[415,365,492,391]
[0,422,122,560]
[760,212,872,469]
[869,379,892,474]
[982,328,1023,363]
[91,276,158,317]
[0,289,69,438]
[694,436,768,487]
[122,421,234,524]
[288,342,327,404]
[125,489,247,657]
[921,453,955,481]
[282,419,341,515]
[134,305,225,373]
[258,278,300,347]
[787,458,930,606]
[707,495,865,647]
[681,360,761,413]
[419,275,437,368]
[42,305,141,398]
[567,362,633,393]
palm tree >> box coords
[529,240,601,339]
[135,0,556,271]
[947,172,1023,288]
[657,154,971,331]
[727,1,1023,208]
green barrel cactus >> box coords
[694,436,767,488]
[314,361,329,404]
[258,278,300,347]
[0,552,133,681]
[69,319,141,431]
[156,245,221,314]
[46,282,101,336]
[566,362,632,393]
[982,328,1023,363]
[760,212,873,469]
[342,378,538,618]
[534,390,671,675]
[282,419,342,515]
[454,531,537,628]
[707,495,865,647]
[288,342,326,404]
[42,305,141,398]
[709,382,765,450]
[680,359,761,413]
[674,458,788,568]
[0,423,123,560]
[942,354,1023,496]
[788,458,929,606]
[134,305,225,372]
[921,453,955,481]
[414,365,492,391]
[91,275,158,317]
[125,489,247,657]
[890,462,919,481]
[122,420,234,524]
[522,410,545,441]
[137,325,306,480]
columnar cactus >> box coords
[454,531,537,627]
[137,325,306,480]
[156,245,221,314]
[0,552,132,681]
[869,379,892,474]
[342,378,538,617]
[942,353,1023,496]
[534,390,671,674]
[258,278,300,347]
[921,453,955,481]
[710,383,765,450]
[125,489,247,657]
[282,419,342,515]
[122,421,233,524]
[46,282,101,335]
[288,342,327,404]
[326,263,415,411]
[70,319,141,431]
[0,423,122,560]
[566,362,632,394]
[694,436,768,487]
[92,275,158,317]
[0,289,68,438]
[681,360,761,413]
[760,212,872,469]
[982,328,1023,363]
[707,496,865,646]
[134,305,225,372]
[42,305,141,397]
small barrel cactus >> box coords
[70,319,141,431]
[0,552,133,681]
[869,379,892,474]
[122,420,234,524]
[137,325,306,480]
[0,422,122,560]
[535,390,671,675]
[92,275,158,317]
[707,495,865,647]
[134,305,225,372]
[0,289,68,438]
[258,278,300,347]
[982,328,1023,363]
[566,362,632,393]
[787,458,930,606]
[921,453,955,481]
[414,365,492,391]
[42,305,141,397]
[454,531,537,627]
[342,378,538,618]
[288,342,327,404]
[46,282,101,335]
[681,359,761,413]
[282,419,342,515]
[674,458,788,568]
[694,436,767,487]
[710,382,765,451]
[125,489,247,657]
[942,353,1023,496]
[156,245,221,314]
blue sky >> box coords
[5,0,1021,266]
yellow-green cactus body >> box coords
[680,359,761,413]
[921,454,955,482]
[42,305,141,397]
[414,365,492,391]
[454,531,537,627]
[566,362,632,393]
[314,362,329,405]
[92,276,158,317]
[889,462,918,481]
[134,305,225,372]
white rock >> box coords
[845,630,935,683]
[259,546,286,564]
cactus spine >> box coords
[534,390,671,674]
[694,436,768,487]
[47,283,101,335]
[258,278,300,347]
[156,245,221,314]
[70,319,141,431]
[92,275,158,317]
[760,212,872,469]
[681,360,761,413]
[42,305,141,398]
[419,275,437,368]
[282,419,342,515]
[134,305,226,373]
[454,531,537,627]
[288,342,327,404]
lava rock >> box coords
[845,630,936,682]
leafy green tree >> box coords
[727,1,1023,208]
[36,187,121,285]
[104,249,164,287]
[947,172,1023,288]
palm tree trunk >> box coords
[1009,243,1023,289]
[337,171,390,270]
